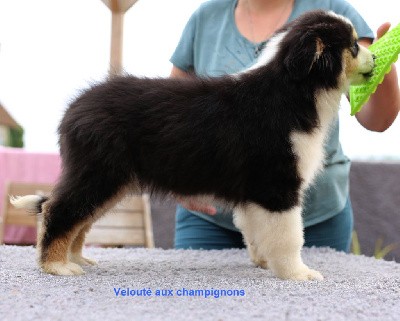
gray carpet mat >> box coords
[0,245,399,321]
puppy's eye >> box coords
[350,41,359,57]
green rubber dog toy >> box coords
[350,23,400,115]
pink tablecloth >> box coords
[0,146,61,244]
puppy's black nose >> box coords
[372,54,377,61]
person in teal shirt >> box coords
[170,0,400,252]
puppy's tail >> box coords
[9,195,48,214]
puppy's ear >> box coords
[284,32,326,80]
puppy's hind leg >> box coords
[69,222,97,266]
[234,204,323,281]
[38,171,128,276]
[68,189,128,266]
[37,197,86,276]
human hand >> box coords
[174,195,217,215]
[376,22,391,41]
[354,21,400,129]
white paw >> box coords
[288,267,324,281]
[269,260,324,281]
[42,261,85,276]
[276,266,324,281]
[70,254,97,266]
[245,241,269,269]
[251,257,268,269]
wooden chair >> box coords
[85,194,154,248]
[0,181,53,244]
[1,181,154,248]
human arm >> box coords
[356,23,400,131]
[170,65,191,78]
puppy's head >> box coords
[279,10,374,89]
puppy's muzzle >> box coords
[361,54,376,78]
[350,45,375,85]
[358,47,375,77]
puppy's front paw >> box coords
[42,261,85,276]
[251,257,268,269]
[288,267,324,281]
[247,245,268,269]
[270,261,324,281]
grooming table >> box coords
[0,246,399,321]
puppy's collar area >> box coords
[254,41,267,58]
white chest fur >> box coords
[290,89,342,190]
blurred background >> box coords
[0,0,399,158]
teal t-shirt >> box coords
[170,0,374,229]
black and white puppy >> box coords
[12,10,374,280]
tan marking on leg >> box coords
[70,223,91,254]
[39,186,130,275]
[69,223,97,266]
[40,225,85,276]
[37,199,85,275]
[36,200,50,256]
[68,186,130,267]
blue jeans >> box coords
[175,198,353,253]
